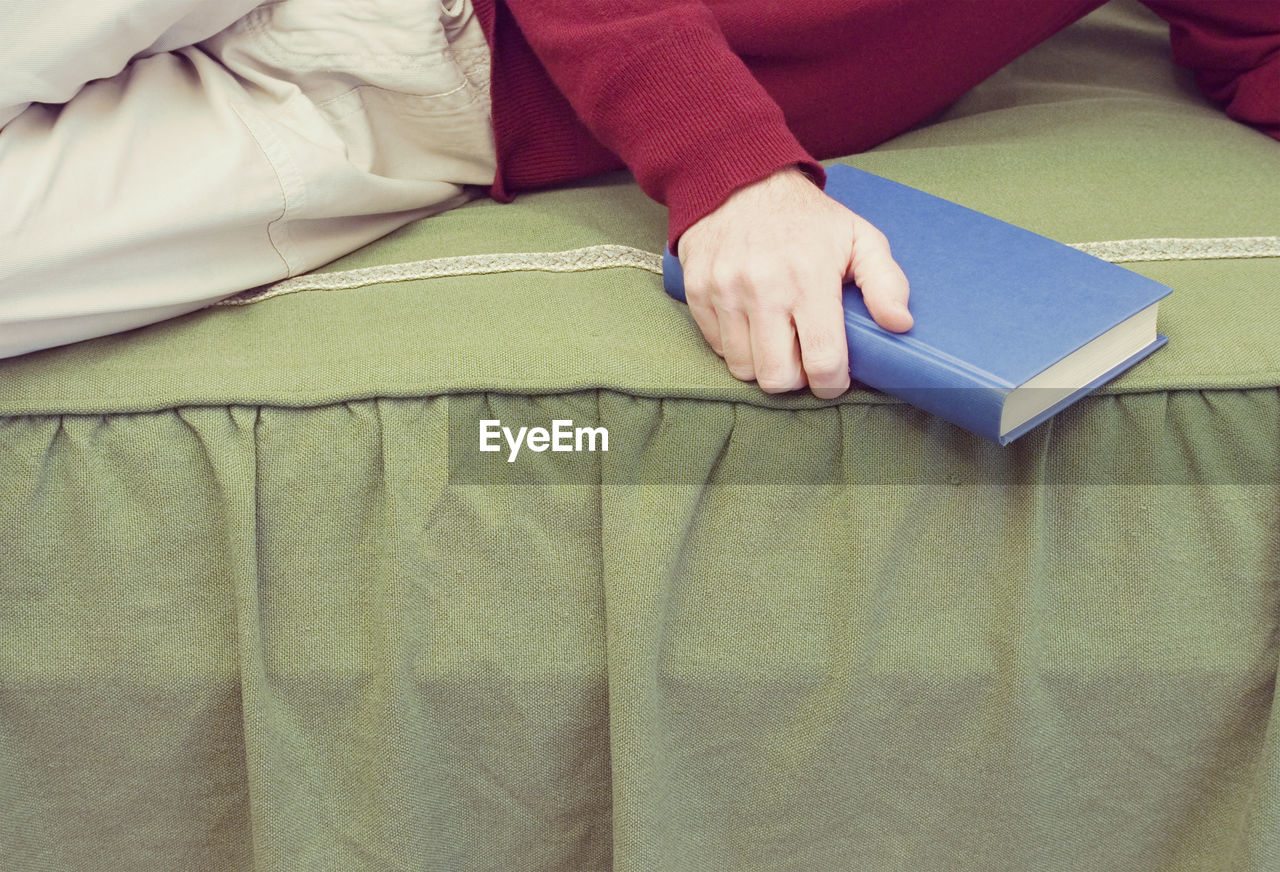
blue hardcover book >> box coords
[662,164,1172,445]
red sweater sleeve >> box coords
[1141,0,1280,139]
[498,0,826,249]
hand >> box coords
[676,166,913,398]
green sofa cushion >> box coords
[0,1,1276,417]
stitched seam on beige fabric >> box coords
[213,236,1280,307]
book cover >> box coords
[662,164,1172,445]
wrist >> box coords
[668,157,827,254]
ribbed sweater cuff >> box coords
[666,152,827,251]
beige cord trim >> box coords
[215,236,1280,307]
[214,244,663,306]
[1068,236,1280,263]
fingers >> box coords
[686,276,814,393]
[683,229,901,398]
[690,280,834,395]
[687,296,723,357]
[848,214,913,333]
[793,287,851,399]
[717,307,755,382]
[749,312,806,394]
[718,307,814,395]
[684,262,843,395]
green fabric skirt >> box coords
[3,2,1280,869]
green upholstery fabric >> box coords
[2,2,1279,870]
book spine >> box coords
[843,306,1008,442]
[662,247,687,302]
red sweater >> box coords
[473,1,1280,249]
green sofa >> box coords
[3,2,1279,870]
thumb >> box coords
[845,214,913,333]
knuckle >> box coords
[709,262,745,293]
[796,320,845,357]
[709,260,804,312]
[797,322,835,350]
[805,353,846,378]
[708,283,746,313]
[757,291,800,316]
[754,286,802,317]
[856,224,890,251]
[755,363,801,393]
[744,258,790,289]
[684,272,717,306]
[754,362,781,385]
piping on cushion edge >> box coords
[213,236,1280,307]
[214,244,664,306]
